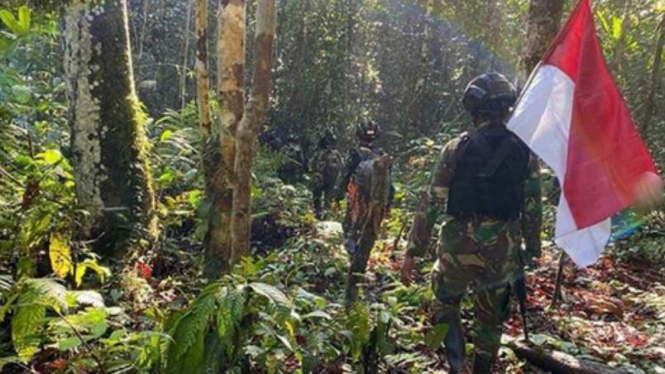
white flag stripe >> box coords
[508,65,610,267]
[509,65,573,181]
[555,198,610,267]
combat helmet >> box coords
[355,120,380,142]
[462,72,517,116]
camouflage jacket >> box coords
[406,131,542,258]
[311,147,344,178]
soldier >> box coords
[338,120,393,303]
[400,73,542,374]
[311,129,344,219]
[277,134,309,185]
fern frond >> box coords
[0,274,13,293]
[21,278,67,313]
[11,278,67,362]
[165,283,218,374]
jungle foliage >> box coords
[1,0,665,373]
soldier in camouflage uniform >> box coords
[338,120,394,303]
[311,129,344,219]
[401,73,542,374]
[277,134,309,185]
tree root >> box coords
[505,339,632,374]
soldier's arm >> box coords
[405,141,456,258]
[337,149,361,197]
[521,154,543,258]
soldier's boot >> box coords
[445,321,467,373]
[432,300,467,373]
[471,354,494,374]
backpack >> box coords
[447,125,530,220]
[353,146,390,204]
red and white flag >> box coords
[508,0,659,267]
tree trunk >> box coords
[641,13,665,135]
[231,0,276,262]
[181,0,193,109]
[518,0,566,83]
[507,340,632,374]
[196,0,212,139]
[64,0,157,256]
[195,0,220,275]
[202,0,246,278]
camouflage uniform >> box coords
[278,140,309,185]
[311,146,344,218]
[340,143,393,303]
[406,129,542,372]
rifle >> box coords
[514,252,530,342]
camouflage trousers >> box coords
[430,218,520,373]
[312,173,337,219]
[343,183,387,304]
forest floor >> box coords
[328,224,665,373]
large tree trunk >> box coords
[195,0,220,276]
[65,0,157,256]
[202,0,246,278]
[231,0,276,262]
[641,13,665,135]
[181,0,194,109]
[518,0,566,82]
[196,0,212,140]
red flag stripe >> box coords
[542,0,657,228]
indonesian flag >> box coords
[508,0,659,267]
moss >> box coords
[66,0,157,256]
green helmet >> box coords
[355,120,380,142]
[462,72,517,116]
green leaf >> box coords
[75,259,111,287]
[17,6,30,34]
[11,85,31,104]
[612,13,623,41]
[424,323,449,350]
[165,286,217,374]
[36,149,63,165]
[596,10,610,35]
[0,10,21,34]
[57,336,82,351]
[276,334,294,352]
[11,280,51,363]
[160,129,174,142]
[249,282,290,307]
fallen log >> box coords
[505,339,632,374]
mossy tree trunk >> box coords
[231,0,277,262]
[202,0,246,278]
[65,0,157,256]
[518,0,566,82]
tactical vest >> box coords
[447,124,530,220]
[353,146,385,200]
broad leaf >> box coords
[0,10,21,34]
[49,235,73,279]
[249,282,290,306]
